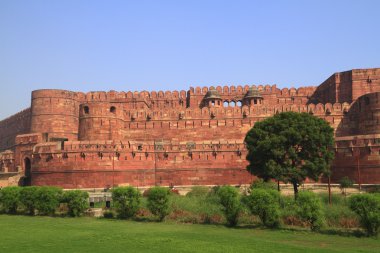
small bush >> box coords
[61,190,89,217]
[250,179,277,191]
[217,186,241,226]
[339,176,354,196]
[246,189,280,228]
[186,186,209,198]
[112,187,141,219]
[296,191,324,231]
[0,186,21,214]
[169,193,223,224]
[35,186,63,216]
[20,186,38,215]
[349,193,380,236]
[324,204,359,228]
[103,210,115,219]
[147,187,170,221]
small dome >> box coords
[245,86,262,98]
[205,88,221,99]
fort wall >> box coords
[0,108,31,151]
[311,68,380,104]
[1,68,380,188]
[332,135,380,184]
[29,140,249,188]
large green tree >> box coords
[244,112,334,198]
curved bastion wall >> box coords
[31,89,80,141]
[1,68,380,188]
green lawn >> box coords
[0,215,378,253]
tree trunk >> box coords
[293,182,299,200]
[328,176,332,205]
[277,180,280,192]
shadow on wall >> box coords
[331,92,380,184]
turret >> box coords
[78,102,124,140]
[30,89,79,141]
[203,88,222,108]
[243,86,263,106]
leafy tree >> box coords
[339,176,354,196]
[217,186,241,226]
[246,189,280,228]
[0,186,21,214]
[349,194,380,236]
[35,186,63,216]
[296,191,325,231]
[147,187,170,221]
[245,112,334,198]
[112,187,141,219]
[20,186,38,215]
[61,190,89,217]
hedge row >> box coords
[0,186,89,217]
[1,185,379,236]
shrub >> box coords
[35,186,63,216]
[339,176,354,196]
[324,203,359,228]
[246,189,280,228]
[20,186,38,215]
[0,186,21,214]
[186,186,209,198]
[147,187,170,221]
[295,191,324,231]
[112,187,141,219]
[250,179,277,191]
[169,193,223,224]
[349,194,380,236]
[103,210,115,219]
[217,186,241,226]
[61,190,89,217]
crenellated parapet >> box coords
[188,85,316,108]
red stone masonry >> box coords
[1,68,380,188]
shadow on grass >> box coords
[232,223,367,238]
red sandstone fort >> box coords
[1,68,380,188]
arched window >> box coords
[223,101,229,107]
[237,101,242,107]
[110,106,116,113]
[230,101,236,107]
[84,106,89,114]
[211,100,215,106]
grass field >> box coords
[0,215,378,253]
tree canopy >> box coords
[244,112,335,197]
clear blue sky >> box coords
[1,0,379,119]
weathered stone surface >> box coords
[0,68,379,188]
